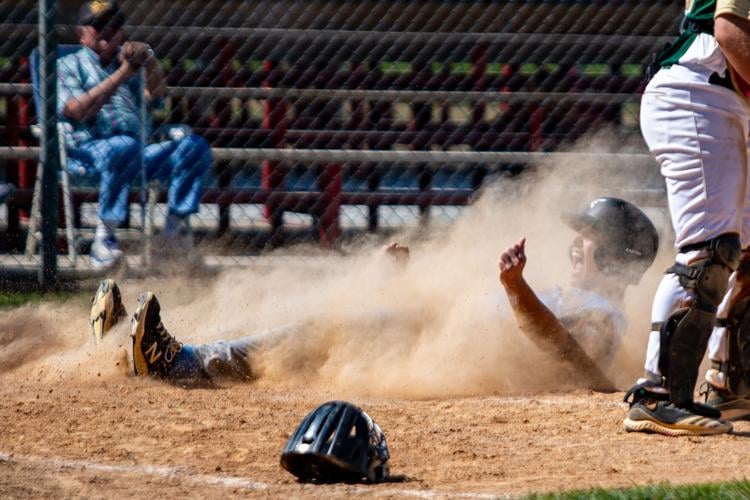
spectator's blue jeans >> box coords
[68,134,211,225]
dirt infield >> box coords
[3,378,750,498]
[3,260,750,498]
[4,171,746,498]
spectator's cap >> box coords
[78,0,125,30]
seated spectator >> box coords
[58,0,211,268]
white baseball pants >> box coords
[639,72,750,376]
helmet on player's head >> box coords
[280,400,390,483]
[561,197,659,283]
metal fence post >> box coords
[261,60,286,237]
[38,0,58,287]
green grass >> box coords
[0,289,86,310]
[526,479,750,499]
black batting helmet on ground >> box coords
[280,401,390,483]
[561,197,659,283]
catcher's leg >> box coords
[624,235,740,436]
[704,255,750,419]
[659,235,741,408]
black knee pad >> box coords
[657,308,688,378]
[668,234,740,312]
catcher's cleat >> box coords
[623,399,732,436]
[704,367,728,391]
[90,278,127,345]
[131,292,182,377]
[702,382,750,421]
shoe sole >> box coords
[132,291,156,376]
[623,417,732,436]
[90,279,121,345]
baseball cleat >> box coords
[90,278,127,345]
[703,383,750,421]
[704,367,727,391]
[623,400,732,436]
[131,292,182,377]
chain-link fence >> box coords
[0,0,679,285]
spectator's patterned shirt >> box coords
[57,46,143,148]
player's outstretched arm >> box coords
[499,238,616,392]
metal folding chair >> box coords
[26,45,83,265]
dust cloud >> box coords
[0,130,671,398]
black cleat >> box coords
[624,399,732,436]
[131,292,182,377]
[703,382,750,421]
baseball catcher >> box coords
[624,0,750,437]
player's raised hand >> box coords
[381,242,410,267]
[498,237,527,287]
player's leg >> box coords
[625,243,737,435]
[131,291,207,382]
[131,290,304,383]
[88,279,202,382]
[641,273,690,386]
[624,83,745,435]
[702,138,750,419]
[704,273,736,391]
[189,324,303,380]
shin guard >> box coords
[659,235,741,409]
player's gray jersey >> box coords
[538,287,627,370]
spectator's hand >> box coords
[119,41,154,74]
[381,242,410,267]
[498,237,527,288]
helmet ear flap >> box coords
[593,245,609,273]
[592,240,620,274]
